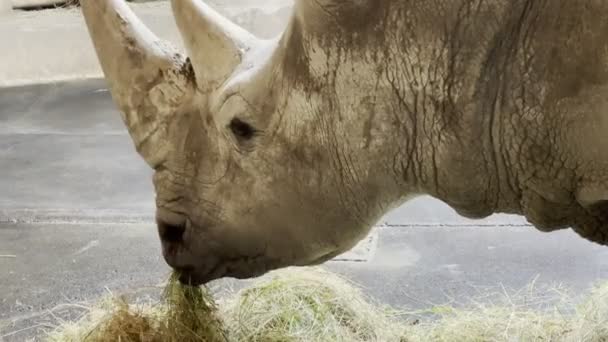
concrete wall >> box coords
[12,0,63,8]
[0,0,294,87]
[0,0,12,15]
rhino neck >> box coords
[276,0,543,226]
[373,0,532,219]
[290,2,526,221]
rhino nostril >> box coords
[158,220,186,243]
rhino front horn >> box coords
[81,0,195,168]
[171,0,258,91]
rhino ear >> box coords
[81,0,195,168]
[171,0,259,91]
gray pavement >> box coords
[0,80,154,223]
[1,80,607,341]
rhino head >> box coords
[80,0,411,284]
[82,0,608,285]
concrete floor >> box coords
[1,80,607,341]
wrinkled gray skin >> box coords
[81,0,608,285]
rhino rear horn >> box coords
[81,0,195,168]
[171,0,258,91]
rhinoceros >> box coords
[80,0,608,285]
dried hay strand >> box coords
[46,267,608,342]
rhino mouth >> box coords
[175,261,272,286]
[166,248,277,286]
[175,264,225,286]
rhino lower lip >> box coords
[176,258,272,285]
[176,267,205,286]
[177,263,225,286]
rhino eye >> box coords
[229,118,255,140]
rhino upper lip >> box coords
[160,240,225,285]
[161,239,196,270]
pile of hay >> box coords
[47,272,228,342]
[221,269,402,341]
[47,268,608,342]
[402,282,608,342]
